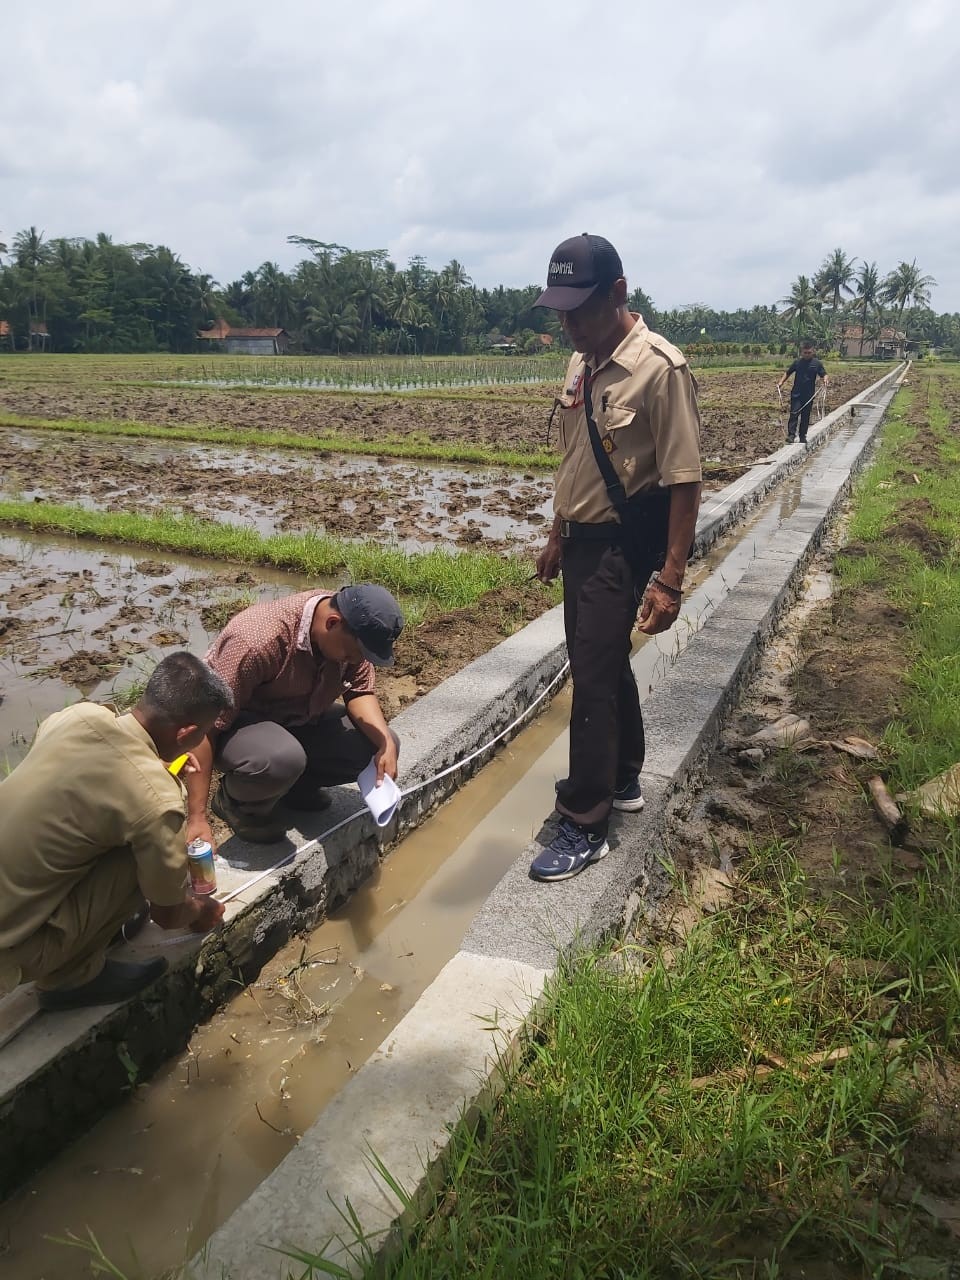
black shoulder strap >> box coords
[582,368,628,514]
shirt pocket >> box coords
[598,403,636,436]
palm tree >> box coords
[882,260,938,332]
[389,274,421,352]
[852,261,880,355]
[780,275,818,346]
[13,225,49,345]
[815,248,857,313]
[254,262,292,328]
[194,272,220,323]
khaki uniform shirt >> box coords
[0,704,188,950]
[554,314,702,524]
[205,590,377,733]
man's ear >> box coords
[175,723,199,746]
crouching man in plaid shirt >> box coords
[185,585,403,845]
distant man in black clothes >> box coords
[777,341,828,443]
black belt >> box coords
[559,519,621,541]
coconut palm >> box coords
[780,275,818,345]
[851,262,880,355]
[882,260,938,331]
[815,248,857,313]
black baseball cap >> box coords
[534,233,624,310]
[335,584,404,667]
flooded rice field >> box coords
[0,365,885,464]
[0,530,555,768]
[0,533,322,766]
[0,428,554,551]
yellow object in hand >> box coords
[167,753,190,777]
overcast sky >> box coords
[2,0,957,312]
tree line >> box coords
[1,228,957,357]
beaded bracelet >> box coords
[649,571,682,602]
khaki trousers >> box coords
[0,848,145,993]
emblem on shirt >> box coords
[601,433,617,454]
[566,371,583,398]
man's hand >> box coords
[636,580,682,635]
[536,537,561,583]
[188,895,226,934]
[374,734,399,785]
[185,814,217,856]
[151,893,225,932]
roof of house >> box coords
[198,323,287,339]
[840,324,905,340]
[30,322,49,336]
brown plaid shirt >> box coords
[205,590,376,733]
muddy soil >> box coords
[658,370,960,1274]
[0,367,885,465]
[0,533,554,765]
[0,429,555,553]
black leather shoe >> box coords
[38,957,168,1011]
[283,783,333,813]
[211,786,290,843]
[109,903,150,947]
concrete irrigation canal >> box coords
[0,364,906,1278]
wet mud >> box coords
[0,533,554,765]
[0,430,555,553]
[0,367,883,465]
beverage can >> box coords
[186,838,217,896]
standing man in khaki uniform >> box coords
[531,233,702,881]
[0,653,232,1009]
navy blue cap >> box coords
[534,233,624,310]
[335,584,404,667]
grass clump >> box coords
[0,411,559,469]
[0,499,535,611]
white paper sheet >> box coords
[357,757,401,827]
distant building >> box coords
[0,320,50,351]
[838,324,907,359]
[198,320,290,355]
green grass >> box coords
[838,374,960,790]
[0,412,560,469]
[0,500,538,610]
[276,835,960,1279]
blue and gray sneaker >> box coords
[553,776,645,813]
[612,776,645,812]
[529,818,610,882]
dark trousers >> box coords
[216,705,398,817]
[556,537,655,833]
[787,395,813,441]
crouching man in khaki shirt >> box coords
[0,652,234,1011]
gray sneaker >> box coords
[612,777,645,812]
[554,776,645,813]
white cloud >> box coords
[2,0,958,310]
